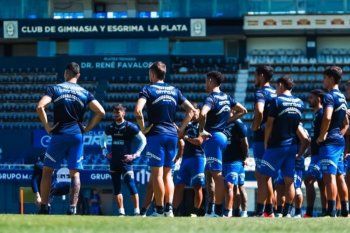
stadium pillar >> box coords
[306,36,317,59]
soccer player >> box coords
[173,106,205,217]
[222,118,249,217]
[251,65,277,216]
[316,66,348,217]
[31,155,70,212]
[134,61,195,217]
[258,76,309,217]
[100,104,147,216]
[304,89,327,217]
[199,71,247,217]
[36,62,105,215]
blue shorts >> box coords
[175,156,205,187]
[258,145,297,178]
[294,169,303,189]
[337,157,346,176]
[203,132,227,172]
[253,142,265,170]
[305,156,322,180]
[146,135,178,168]
[223,161,245,186]
[44,134,84,170]
[319,145,344,175]
[273,170,284,185]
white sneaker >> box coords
[164,210,174,217]
[284,214,292,218]
[275,213,283,218]
[294,214,302,218]
[190,214,198,218]
[241,211,248,218]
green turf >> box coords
[1,215,350,233]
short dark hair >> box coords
[65,62,80,79]
[310,89,325,101]
[324,66,342,84]
[149,61,166,80]
[113,104,126,112]
[207,71,225,86]
[255,65,274,82]
[277,75,294,90]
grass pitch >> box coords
[1,214,350,233]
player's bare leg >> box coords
[324,174,338,216]
[163,167,174,216]
[239,185,248,217]
[294,189,303,217]
[211,171,225,216]
[275,184,285,217]
[304,177,316,217]
[318,179,327,215]
[336,174,349,217]
[193,185,203,216]
[224,182,234,217]
[205,171,215,216]
[232,185,240,217]
[282,177,295,217]
[173,184,185,216]
[140,174,154,216]
[152,166,165,215]
[38,166,54,214]
[259,175,274,217]
[67,170,81,215]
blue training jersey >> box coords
[139,82,186,137]
[311,108,323,155]
[253,85,277,142]
[267,94,304,148]
[203,91,237,133]
[45,82,95,134]
[105,121,140,161]
[322,89,347,146]
[183,122,205,158]
[223,119,248,163]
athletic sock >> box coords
[193,207,201,216]
[256,203,265,216]
[118,208,125,215]
[306,206,313,216]
[223,209,232,217]
[341,201,349,217]
[234,208,240,217]
[206,202,214,215]
[214,204,223,216]
[326,200,336,217]
[140,207,148,215]
[282,203,292,217]
[156,205,164,214]
[165,203,173,212]
[264,203,273,215]
[295,208,302,216]
[134,208,140,215]
[276,205,283,214]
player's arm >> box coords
[36,95,56,133]
[199,105,212,138]
[175,139,185,163]
[341,114,349,136]
[317,106,333,144]
[134,98,153,134]
[123,131,147,162]
[264,117,274,149]
[241,137,249,160]
[84,100,105,133]
[229,103,248,122]
[251,102,264,131]
[296,125,311,159]
[178,100,196,138]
